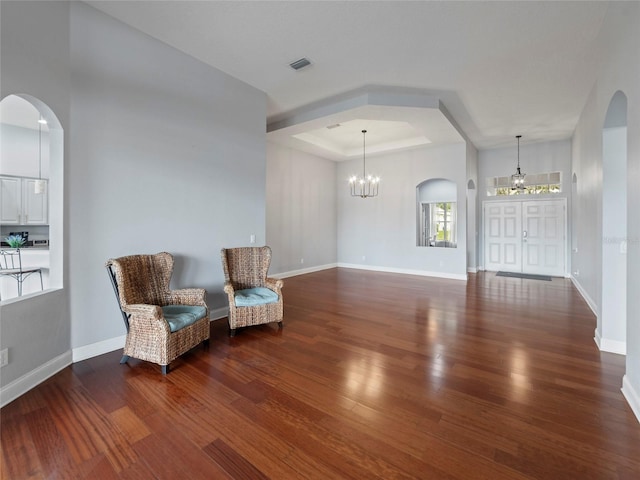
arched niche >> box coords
[416,178,457,248]
[0,94,64,299]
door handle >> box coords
[523,230,528,238]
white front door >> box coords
[522,200,566,276]
[484,202,522,272]
[484,199,566,276]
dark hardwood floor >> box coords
[2,269,639,479]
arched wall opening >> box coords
[0,94,63,298]
[598,90,627,355]
[416,178,457,248]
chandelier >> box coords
[349,129,379,198]
[511,134,525,191]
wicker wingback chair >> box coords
[106,252,210,374]
[221,246,283,337]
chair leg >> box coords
[229,328,236,337]
[161,364,169,375]
[120,355,129,364]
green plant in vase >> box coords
[5,234,26,249]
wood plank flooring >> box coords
[2,269,639,479]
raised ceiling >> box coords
[88,1,609,151]
[266,94,465,161]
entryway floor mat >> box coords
[496,271,552,281]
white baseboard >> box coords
[601,338,626,355]
[337,263,468,281]
[209,306,228,321]
[271,263,338,279]
[467,267,478,273]
[71,310,229,363]
[72,334,126,363]
[594,328,626,355]
[571,275,598,317]
[622,375,640,424]
[1,350,72,408]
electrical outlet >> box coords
[0,348,8,368]
[300,258,304,264]
[250,234,256,244]
[362,256,366,261]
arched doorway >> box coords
[598,91,627,354]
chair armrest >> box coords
[122,304,171,335]
[168,288,207,307]
[123,304,163,319]
[265,277,283,294]
[223,282,237,307]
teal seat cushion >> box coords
[162,305,207,333]
[235,287,279,307]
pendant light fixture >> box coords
[34,116,47,195]
[349,129,379,198]
[511,134,525,191]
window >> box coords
[419,202,457,248]
[416,178,457,248]
[486,171,561,196]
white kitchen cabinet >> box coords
[1,176,21,224]
[0,176,48,225]
[22,178,48,224]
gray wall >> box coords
[337,143,468,278]
[0,0,71,389]
[1,1,267,393]
[266,142,337,274]
[466,141,479,271]
[69,3,266,348]
[571,2,640,417]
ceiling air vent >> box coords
[326,123,341,130]
[289,57,311,71]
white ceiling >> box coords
[84,1,609,153]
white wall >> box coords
[337,143,468,278]
[600,126,627,352]
[0,124,50,178]
[477,139,572,271]
[571,2,640,421]
[266,142,337,274]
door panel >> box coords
[484,202,522,272]
[522,200,565,276]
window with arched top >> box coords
[416,178,457,248]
